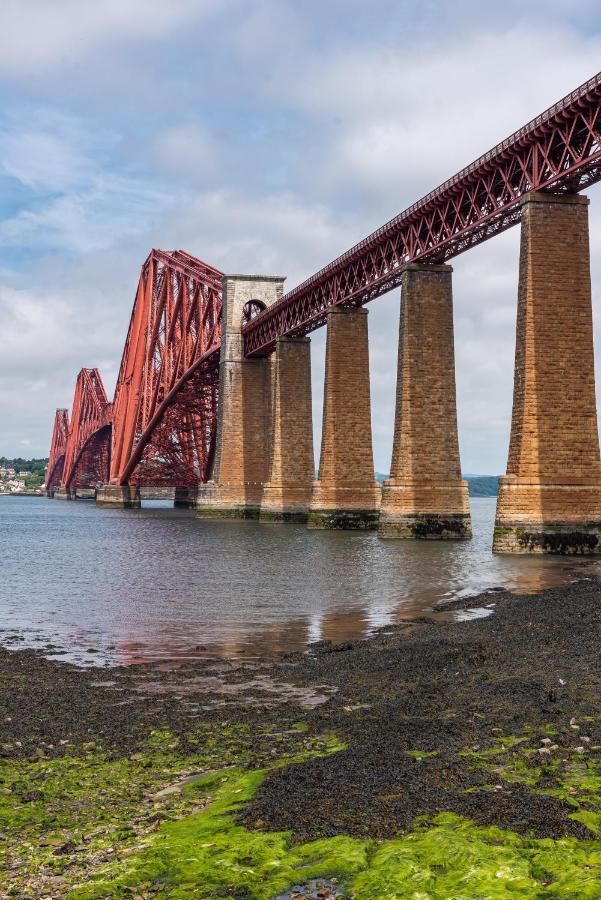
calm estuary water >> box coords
[0,496,598,667]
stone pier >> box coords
[53,488,75,501]
[174,487,197,508]
[309,307,381,529]
[96,484,141,509]
[494,192,601,553]
[379,265,471,539]
[260,336,314,522]
[195,275,284,519]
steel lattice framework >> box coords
[243,70,601,356]
[49,70,601,490]
[46,408,69,493]
[109,250,223,486]
[61,368,112,491]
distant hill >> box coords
[464,475,500,497]
[375,473,500,497]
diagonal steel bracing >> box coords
[243,70,601,356]
[48,70,601,488]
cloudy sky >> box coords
[1,0,600,473]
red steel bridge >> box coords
[47,71,601,496]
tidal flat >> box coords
[2,578,601,897]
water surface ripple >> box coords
[0,497,597,666]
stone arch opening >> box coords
[241,299,266,325]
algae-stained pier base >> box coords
[2,578,601,896]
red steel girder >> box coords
[243,70,601,356]
[46,408,69,492]
[61,368,112,491]
[110,249,223,487]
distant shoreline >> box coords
[0,492,44,498]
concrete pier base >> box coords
[75,489,96,500]
[493,193,601,554]
[53,489,75,501]
[378,491,471,539]
[308,490,381,530]
[379,265,471,540]
[196,482,263,519]
[309,307,381,530]
[260,336,314,523]
[96,485,141,509]
[174,487,197,508]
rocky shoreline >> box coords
[2,578,601,896]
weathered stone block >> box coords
[174,487,198,508]
[96,484,141,509]
[260,336,314,523]
[493,192,601,554]
[379,264,471,540]
[196,275,284,519]
[309,307,381,529]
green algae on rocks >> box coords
[4,577,601,895]
[68,762,601,898]
[0,726,340,897]
[5,733,601,898]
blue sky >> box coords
[1,0,601,473]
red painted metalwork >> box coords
[49,71,601,490]
[46,408,69,493]
[244,70,601,356]
[62,368,112,492]
[109,250,223,487]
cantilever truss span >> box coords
[61,368,111,492]
[46,409,70,493]
[48,70,601,491]
[109,250,223,487]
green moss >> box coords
[353,813,601,898]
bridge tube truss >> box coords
[56,368,111,498]
[109,250,223,488]
[46,409,70,496]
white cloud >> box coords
[1,3,601,472]
[0,108,172,253]
[0,113,95,192]
[0,0,216,75]
[155,188,355,287]
[153,124,221,183]
[0,176,170,254]
[291,28,601,206]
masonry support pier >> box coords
[53,488,75,501]
[309,307,381,529]
[174,487,197,508]
[195,275,284,519]
[260,336,314,522]
[379,265,471,539]
[96,484,141,509]
[494,192,601,554]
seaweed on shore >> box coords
[2,577,601,896]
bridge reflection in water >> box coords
[0,497,596,668]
